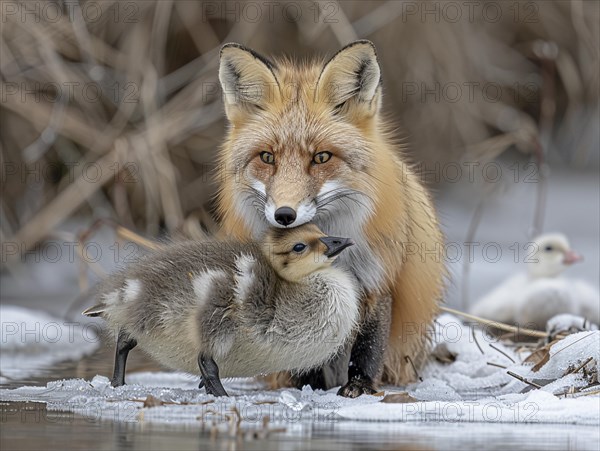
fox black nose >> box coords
[274,207,296,226]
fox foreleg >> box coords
[337,293,391,398]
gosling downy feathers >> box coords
[83,224,360,396]
[470,233,599,330]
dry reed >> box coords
[1,1,598,271]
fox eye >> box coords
[313,151,332,164]
[260,151,275,165]
[292,243,307,253]
[544,245,553,252]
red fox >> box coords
[216,41,445,397]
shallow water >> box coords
[2,399,599,451]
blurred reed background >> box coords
[1,1,598,278]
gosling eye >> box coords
[544,245,554,252]
[292,243,307,253]
[260,151,275,165]
[312,151,332,164]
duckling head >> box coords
[262,224,354,282]
[528,233,582,279]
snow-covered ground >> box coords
[1,313,597,433]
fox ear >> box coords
[219,44,280,123]
[316,40,381,119]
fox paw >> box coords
[337,378,377,398]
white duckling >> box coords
[470,233,599,330]
[83,224,360,396]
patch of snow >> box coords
[546,314,598,335]
[422,313,517,399]
[0,305,99,380]
[521,331,599,381]
[337,389,599,425]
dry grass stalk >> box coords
[439,306,549,339]
[506,370,542,389]
[487,362,507,369]
[489,343,516,364]
[1,1,597,268]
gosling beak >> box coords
[563,250,583,265]
[319,236,354,258]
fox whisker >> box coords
[316,188,371,211]
[314,188,372,222]
[239,183,268,214]
[240,190,266,214]
[246,185,267,203]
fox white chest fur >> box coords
[240,183,385,294]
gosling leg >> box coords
[197,354,228,397]
[111,330,137,387]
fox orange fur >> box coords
[216,41,445,395]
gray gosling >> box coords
[83,224,359,396]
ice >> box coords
[0,313,597,427]
[278,390,308,411]
[0,305,100,379]
[0,374,364,425]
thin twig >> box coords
[489,343,516,363]
[578,389,600,397]
[461,194,486,311]
[472,327,484,354]
[565,357,594,376]
[487,362,507,369]
[551,332,596,358]
[440,306,548,338]
[530,44,557,238]
[506,371,542,389]
[404,355,423,382]
[115,225,161,251]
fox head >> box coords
[217,41,393,238]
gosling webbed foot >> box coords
[197,354,228,397]
[337,377,377,398]
[111,377,124,388]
